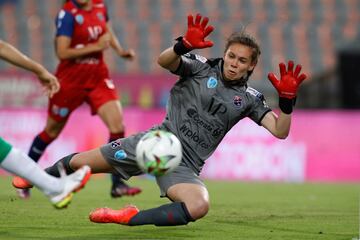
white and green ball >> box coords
[136,130,182,176]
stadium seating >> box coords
[0,0,359,107]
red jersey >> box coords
[49,0,118,121]
[54,0,109,88]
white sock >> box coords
[1,147,62,195]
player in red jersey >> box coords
[16,0,141,199]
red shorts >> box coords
[48,76,118,122]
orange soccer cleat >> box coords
[89,205,139,225]
[12,176,33,189]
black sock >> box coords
[111,174,128,187]
[28,132,54,162]
[45,153,77,177]
[129,202,194,226]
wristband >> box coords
[279,97,296,114]
[173,37,191,55]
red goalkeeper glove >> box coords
[267,61,307,113]
[173,13,214,55]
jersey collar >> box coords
[70,0,92,10]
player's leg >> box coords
[130,183,208,226]
[28,117,67,162]
[45,147,115,177]
[108,132,141,197]
[45,129,146,179]
[1,137,91,208]
[28,85,77,163]
[15,116,63,199]
[19,87,83,198]
[0,137,58,187]
[17,116,67,198]
[89,184,207,226]
[97,100,142,197]
[89,165,208,226]
[28,84,85,163]
[85,131,199,226]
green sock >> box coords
[0,137,12,164]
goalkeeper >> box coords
[14,14,306,225]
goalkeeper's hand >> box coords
[267,60,307,99]
[267,61,307,114]
[183,14,214,49]
[173,13,214,55]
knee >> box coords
[187,198,210,220]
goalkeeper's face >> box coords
[223,43,256,81]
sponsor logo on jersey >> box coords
[195,54,207,63]
[246,87,269,107]
[246,87,263,99]
[111,139,122,149]
[207,77,218,88]
[59,108,69,117]
[88,25,103,40]
[52,105,69,118]
[96,12,104,21]
[75,57,100,64]
[75,14,84,24]
[233,95,242,107]
[180,124,210,149]
[114,150,127,160]
[187,108,223,138]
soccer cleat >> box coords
[48,164,91,209]
[110,185,142,198]
[12,176,33,189]
[13,176,33,199]
[16,189,31,199]
[89,205,139,225]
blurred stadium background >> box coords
[0,0,359,183]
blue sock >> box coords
[28,132,54,162]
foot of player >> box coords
[12,168,140,223]
[89,205,139,225]
[12,165,91,209]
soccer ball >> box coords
[136,130,182,176]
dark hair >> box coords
[224,32,261,65]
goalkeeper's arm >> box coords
[157,13,214,72]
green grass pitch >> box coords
[0,175,358,240]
